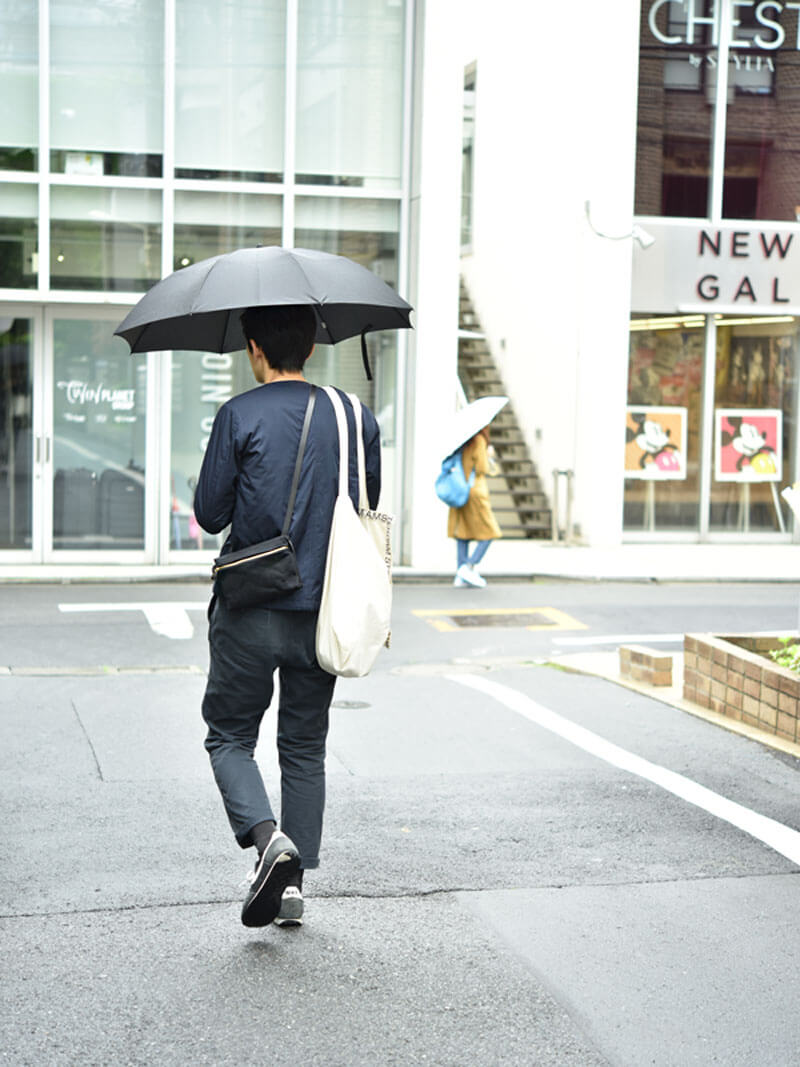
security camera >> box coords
[632,224,656,250]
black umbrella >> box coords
[114,246,413,379]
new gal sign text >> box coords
[630,221,800,315]
[696,229,794,305]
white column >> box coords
[403,0,465,569]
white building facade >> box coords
[1,0,797,577]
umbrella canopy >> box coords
[114,246,413,375]
[442,395,508,460]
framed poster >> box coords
[625,406,688,479]
[714,408,782,482]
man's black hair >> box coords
[240,304,317,372]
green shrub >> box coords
[768,636,800,674]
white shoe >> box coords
[454,574,468,587]
[457,563,486,588]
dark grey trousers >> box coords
[202,596,336,869]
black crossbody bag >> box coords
[211,386,317,611]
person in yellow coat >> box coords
[448,427,502,587]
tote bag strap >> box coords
[347,393,369,511]
[322,386,349,499]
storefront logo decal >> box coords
[200,352,233,451]
[57,380,135,410]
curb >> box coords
[551,649,800,762]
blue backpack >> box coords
[435,450,475,507]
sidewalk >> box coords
[1,540,799,584]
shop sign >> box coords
[647,1,800,50]
[631,221,800,314]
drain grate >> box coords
[413,606,588,633]
[448,612,555,628]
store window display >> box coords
[624,314,799,535]
[624,316,704,530]
[710,319,798,531]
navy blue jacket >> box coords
[194,380,381,611]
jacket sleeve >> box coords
[193,402,239,534]
[363,406,382,510]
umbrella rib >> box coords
[189,255,228,315]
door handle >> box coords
[45,436,51,464]
[35,435,41,463]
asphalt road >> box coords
[2,578,800,1066]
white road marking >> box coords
[448,672,800,869]
[58,602,208,640]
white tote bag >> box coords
[316,386,393,677]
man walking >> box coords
[194,304,382,929]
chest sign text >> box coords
[696,230,793,305]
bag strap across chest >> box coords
[280,384,317,536]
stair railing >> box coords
[551,468,575,543]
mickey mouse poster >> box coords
[625,406,688,480]
[715,409,782,482]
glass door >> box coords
[0,313,36,556]
[46,308,151,561]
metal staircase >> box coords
[457,279,552,539]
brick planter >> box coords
[683,633,800,743]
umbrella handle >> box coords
[360,328,373,381]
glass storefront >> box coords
[0,317,33,548]
[50,0,164,177]
[296,0,405,187]
[634,0,800,220]
[169,349,251,552]
[50,188,162,292]
[634,0,717,217]
[52,319,146,550]
[0,1,37,171]
[711,316,798,530]
[175,0,285,182]
[0,185,37,289]
[625,312,799,535]
[629,1,800,540]
[295,196,400,402]
[722,6,800,221]
[173,192,282,271]
[0,0,409,562]
[625,314,704,530]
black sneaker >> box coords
[273,886,304,927]
[241,831,300,928]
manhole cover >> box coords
[331,700,371,709]
[448,612,556,628]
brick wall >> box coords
[683,633,800,743]
[635,0,800,220]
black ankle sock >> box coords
[287,869,304,891]
[252,820,277,856]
